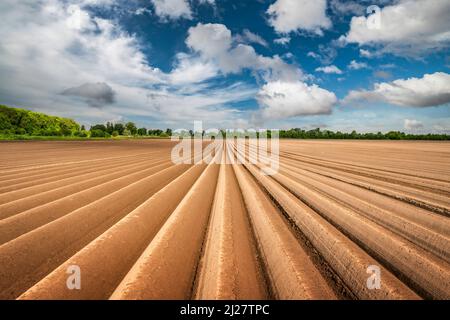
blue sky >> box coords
[0,0,449,132]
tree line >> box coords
[89,122,172,138]
[1,105,448,140]
[0,105,79,136]
[277,128,450,140]
[0,105,172,138]
[193,129,450,140]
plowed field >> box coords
[0,139,449,300]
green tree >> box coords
[90,129,106,138]
[148,129,163,136]
[0,105,80,137]
[91,124,107,132]
[114,123,125,135]
[106,122,114,134]
[137,128,147,136]
[125,122,137,135]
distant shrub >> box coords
[137,128,147,136]
[148,129,163,136]
[15,128,26,135]
[112,130,119,137]
[60,128,72,136]
[74,130,89,138]
[39,128,62,136]
[91,124,107,132]
[90,129,106,138]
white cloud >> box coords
[315,65,343,74]
[0,1,256,128]
[186,23,232,58]
[186,23,302,82]
[0,1,338,128]
[348,60,369,70]
[151,0,192,20]
[307,51,320,59]
[132,82,257,125]
[267,0,331,35]
[235,29,269,48]
[257,81,337,119]
[169,53,218,85]
[135,7,152,15]
[359,49,372,58]
[344,72,450,107]
[330,0,365,16]
[404,119,423,130]
[342,0,450,56]
[0,2,162,87]
[274,36,291,45]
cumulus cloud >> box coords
[404,119,423,130]
[151,0,192,20]
[0,1,337,127]
[315,65,343,74]
[342,0,450,57]
[0,1,256,127]
[330,0,365,16]
[266,0,331,35]
[186,23,232,59]
[348,60,369,70]
[185,25,338,122]
[62,82,116,107]
[257,81,337,120]
[0,2,161,100]
[344,72,450,107]
[235,29,269,48]
[186,23,302,82]
[274,37,291,45]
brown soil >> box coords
[0,139,447,300]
